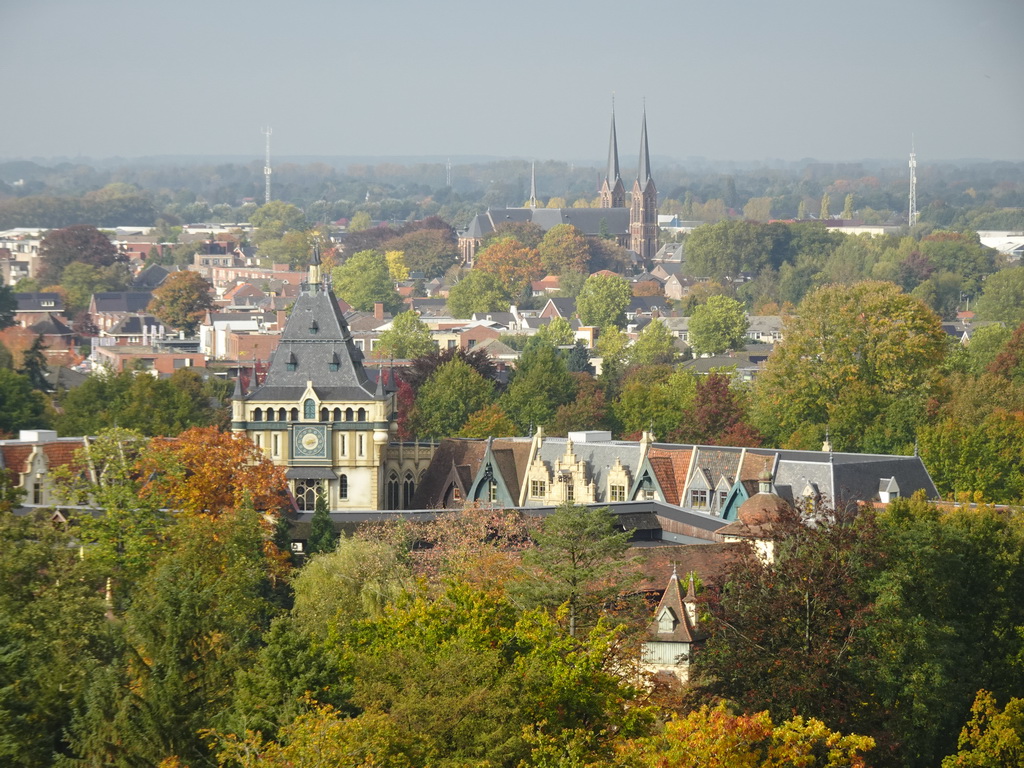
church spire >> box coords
[308,243,322,288]
[637,106,652,188]
[599,99,626,209]
[529,161,538,209]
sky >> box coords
[3,0,1022,166]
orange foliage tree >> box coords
[474,236,543,296]
[137,426,288,518]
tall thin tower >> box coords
[908,138,917,227]
[262,127,273,204]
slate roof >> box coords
[245,280,376,403]
[464,207,631,240]
[532,437,645,504]
[107,314,163,336]
[28,314,74,336]
[15,292,63,312]
[411,439,490,509]
[647,570,700,643]
[91,292,153,314]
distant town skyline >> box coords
[4,0,1022,164]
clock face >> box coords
[294,426,328,458]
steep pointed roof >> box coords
[637,108,654,190]
[246,275,375,402]
[648,568,700,643]
[606,107,621,185]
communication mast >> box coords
[446,157,452,187]
[908,137,917,227]
[262,127,273,204]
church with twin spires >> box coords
[458,108,658,265]
[231,249,433,512]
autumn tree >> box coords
[399,346,498,393]
[689,294,748,355]
[614,365,698,439]
[474,236,543,296]
[147,270,215,334]
[136,426,288,518]
[941,691,1024,768]
[538,223,591,275]
[382,226,459,278]
[576,273,631,329]
[669,371,762,447]
[629,318,678,366]
[37,224,121,285]
[458,403,517,438]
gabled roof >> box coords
[645,446,693,506]
[411,438,490,509]
[91,292,153,314]
[15,292,63,312]
[647,569,700,643]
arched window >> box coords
[333,407,341,421]
[290,407,299,421]
[339,474,348,500]
[278,407,286,421]
[357,408,366,422]
[304,399,315,420]
[252,408,262,422]
[266,409,274,422]
[294,480,321,512]
[403,473,415,509]
[345,407,353,422]
[386,472,400,510]
[320,407,329,421]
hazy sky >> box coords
[4,0,1022,165]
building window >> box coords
[278,407,286,421]
[333,407,341,421]
[290,541,305,554]
[387,473,400,509]
[403,473,415,508]
[530,479,546,498]
[610,484,626,502]
[272,434,279,457]
[452,487,462,501]
[33,482,42,504]
[357,408,366,422]
[358,434,364,457]
[320,407,329,421]
[252,408,262,421]
[345,407,353,421]
[266,409,274,422]
[294,479,320,511]
[718,490,728,509]
[304,399,315,420]
[566,483,574,502]
[690,489,708,508]
[488,481,498,503]
[339,434,346,455]
[339,474,348,500]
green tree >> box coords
[17,334,49,392]
[375,310,435,360]
[689,294,748,355]
[249,200,309,242]
[0,284,15,330]
[383,226,460,278]
[0,368,48,436]
[516,502,637,637]
[941,691,1024,768]
[306,491,336,556]
[445,269,512,317]
[629,318,678,365]
[60,261,130,313]
[500,339,575,432]
[332,250,402,314]
[752,281,946,450]
[820,192,831,220]
[576,273,631,329]
[37,224,121,285]
[614,365,698,438]
[536,315,575,347]
[976,266,1024,326]
[966,323,1012,374]
[842,193,855,219]
[410,358,495,439]
[147,270,215,334]
[347,210,372,232]
[458,403,517,438]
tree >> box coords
[458,403,517,438]
[549,373,611,435]
[500,340,575,432]
[382,227,459,278]
[842,193,855,219]
[399,346,498,393]
[516,502,637,637]
[136,426,288,518]
[0,368,48,436]
[37,224,121,285]
[410,358,495,439]
[332,250,402,313]
[375,310,435,360]
[147,270,214,334]
[536,315,575,347]
[60,261,130,313]
[307,492,336,556]
[17,334,49,391]
[385,249,409,281]
[614,365,698,439]
[941,691,1024,768]
[751,281,946,450]
[976,266,1024,326]
[538,223,591,275]
[474,236,543,296]
[576,273,631,329]
[347,210,372,232]
[669,371,761,447]
[820,192,831,220]
[966,323,1012,374]
[629,318,677,366]
[689,509,886,743]
[689,294,748,355]
[0,284,15,330]
[445,269,512,317]
[614,704,874,768]
[249,201,309,241]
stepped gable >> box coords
[246,281,375,403]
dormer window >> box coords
[286,352,297,371]
[657,607,678,634]
[309,320,319,334]
[329,352,340,372]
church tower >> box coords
[599,106,626,208]
[629,108,659,263]
[232,247,394,512]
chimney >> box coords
[374,302,384,320]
